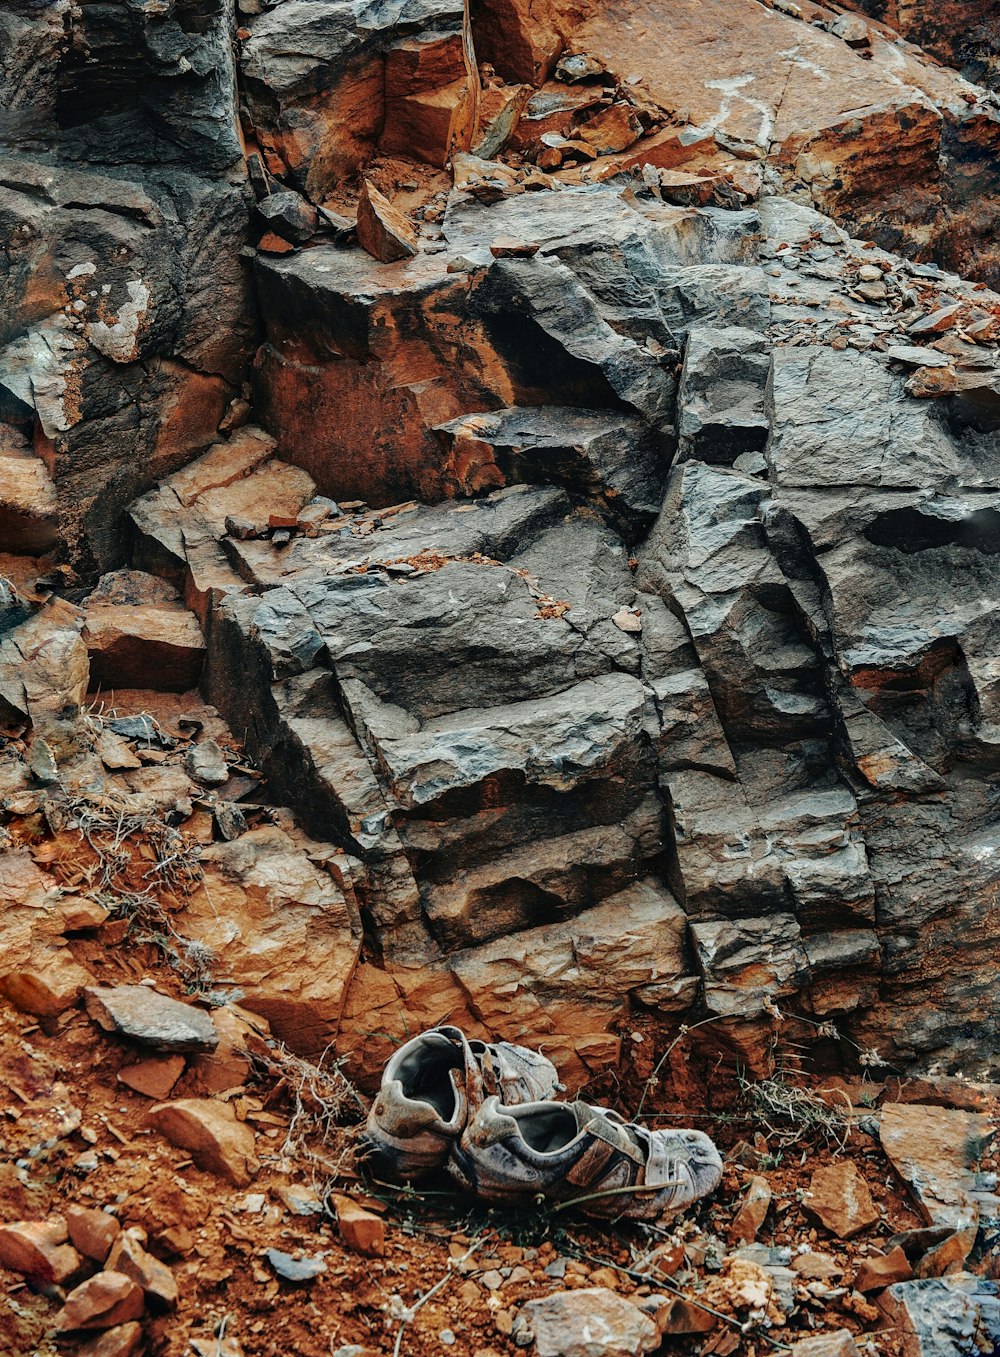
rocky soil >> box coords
[4,0,1000,1351]
[3,822,1000,1357]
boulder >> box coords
[329,1195,386,1258]
[0,1217,82,1285]
[878,1277,1000,1357]
[179,827,361,1057]
[729,1176,772,1244]
[240,0,469,199]
[184,738,230,786]
[117,1055,186,1101]
[381,27,479,167]
[0,148,253,571]
[0,438,59,553]
[855,1246,914,1293]
[356,181,419,263]
[148,1098,260,1186]
[84,986,219,1054]
[1,946,94,1017]
[56,1273,145,1331]
[513,1288,660,1357]
[76,1325,145,1357]
[676,325,769,465]
[255,191,318,245]
[65,1206,121,1265]
[879,1104,993,1238]
[82,586,205,694]
[555,0,1000,286]
[106,1228,179,1309]
[434,405,667,537]
[804,1161,879,1239]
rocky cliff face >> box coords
[3,0,1000,1090]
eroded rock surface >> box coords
[4,0,1000,1099]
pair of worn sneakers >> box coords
[360,1026,723,1222]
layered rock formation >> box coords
[4,0,1000,1088]
[0,0,255,569]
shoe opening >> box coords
[398,1035,463,1120]
[511,1103,578,1154]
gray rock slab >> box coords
[84,986,219,1054]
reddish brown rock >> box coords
[148,1098,260,1186]
[107,1228,179,1309]
[356,181,419,263]
[251,253,498,506]
[804,1161,879,1239]
[0,852,64,989]
[166,427,277,509]
[178,828,361,1058]
[0,437,59,554]
[76,1324,144,1357]
[258,231,295,255]
[855,1246,913,1293]
[656,1296,718,1334]
[472,0,565,83]
[908,303,964,335]
[185,1006,269,1095]
[57,1273,145,1331]
[792,1253,846,1281]
[791,1331,861,1357]
[335,960,487,1093]
[729,1175,772,1244]
[0,1218,82,1285]
[82,600,205,694]
[905,366,958,398]
[489,237,540,258]
[381,29,479,167]
[66,1206,121,1265]
[240,6,389,200]
[0,946,94,1016]
[510,83,605,153]
[577,102,644,155]
[914,1230,977,1278]
[474,83,532,158]
[56,899,111,932]
[647,1243,685,1279]
[879,1103,990,1237]
[118,1055,186,1100]
[2,607,90,723]
[555,0,1000,284]
[584,126,712,182]
[446,881,688,1085]
[330,1195,386,1258]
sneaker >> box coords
[361,1026,560,1181]
[448,1096,723,1221]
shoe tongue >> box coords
[473,1039,555,1104]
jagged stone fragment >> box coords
[84,986,219,1054]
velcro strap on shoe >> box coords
[564,1135,622,1189]
[575,1104,644,1164]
